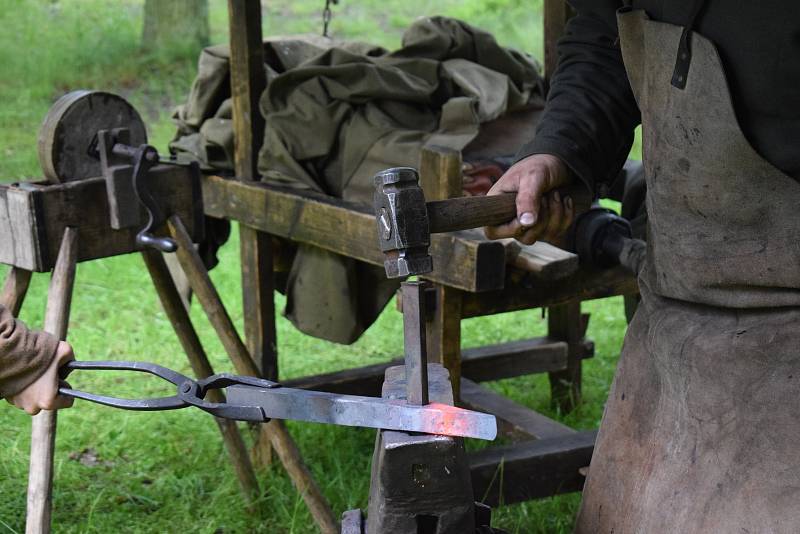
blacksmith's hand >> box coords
[8,341,75,415]
[484,154,574,245]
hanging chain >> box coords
[322,0,339,37]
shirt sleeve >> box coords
[516,0,641,195]
[0,305,60,399]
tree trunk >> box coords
[142,0,210,52]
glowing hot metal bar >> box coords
[226,384,497,441]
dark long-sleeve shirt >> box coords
[0,305,59,399]
[518,1,800,192]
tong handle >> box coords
[58,360,191,411]
[57,361,270,421]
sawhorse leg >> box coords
[142,249,261,505]
[2,267,33,315]
[26,227,79,534]
[168,215,338,533]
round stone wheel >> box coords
[37,90,147,183]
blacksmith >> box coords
[487,1,800,531]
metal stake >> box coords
[401,281,429,405]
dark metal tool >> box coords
[59,360,497,440]
[568,206,646,275]
[115,141,178,253]
[373,167,592,278]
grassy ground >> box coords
[0,1,633,532]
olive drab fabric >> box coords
[575,9,800,533]
[170,17,545,344]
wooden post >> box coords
[167,215,338,533]
[419,146,464,399]
[142,249,261,504]
[547,301,583,412]
[227,0,278,381]
[543,0,574,82]
[2,267,33,315]
[26,227,78,534]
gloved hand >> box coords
[7,341,75,415]
[484,153,574,246]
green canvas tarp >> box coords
[171,16,545,344]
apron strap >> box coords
[671,0,708,89]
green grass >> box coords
[0,1,630,532]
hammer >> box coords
[374,167,591,278]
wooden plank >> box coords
[2,267,33,316]
[142,249,262,504]
[460,378,575,440]
[0,167,202,272]
[285,337,572,396]
[27,227,78,534]
[469,430,596,506]
[201,175,507,293]
[502,239,579,280]
[463,336,590,382]
[460,264,638,318]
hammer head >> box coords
[374,167,433,278]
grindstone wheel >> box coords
[37,90,147,183]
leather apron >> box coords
[575,9,800,533]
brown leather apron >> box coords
[575,9,800,533]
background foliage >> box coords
[0,1,630,532]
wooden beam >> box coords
[460,378,575,440]
[226,0,278,381]
[283,336,574,396]
[469,430,596,507]
[239,228,277,379]
[201,175,507,293]
[460,264,638,318]
[27,227,78,534]
[227,0,265,180]
[457,336,585,382]
[0,168,202,272]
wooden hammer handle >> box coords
[426,185,592,234]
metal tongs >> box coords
[59,360,278,421]
[58,360,497,441]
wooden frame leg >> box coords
[2,267,33,315]
[240,225,277,380]
[167,215,338,534]
[547,302,583,412]
[26,227,78,534]
[426,285,463,400]
[142,249,261,504]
